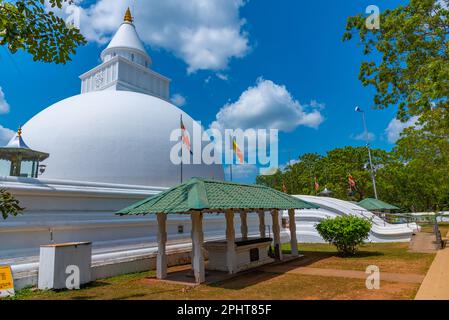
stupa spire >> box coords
[124,7,133,24]
[17,126,22,137]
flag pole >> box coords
[229,135,233,182]
[180,114,183,184]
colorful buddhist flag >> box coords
[282,180,287,193]
[232,136,244,164]
[314,176,319,192]
[180,116,192,154]
[348,175,356,189]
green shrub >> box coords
[316,216,372,255]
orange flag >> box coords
[282,180,287,193]
[348,175,356,188]
[180,117,192,154]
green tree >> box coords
[257,147,394,201]
[393,109,449,211]
[0,189,24,220]
[0,0,86,64]
[343,0,449,121]
[341,0,449,212]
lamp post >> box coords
[355,106,379,200]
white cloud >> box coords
[309,100,325,111]
[211,78,325,132]
[171,94,187,107]
[0,87,10,114]
[0,125,15,146]
[259,167,279,176]
[281,159,299,170]
[351,131,376,142]
[60,0,250,73]
[385,116,420,143]
[216,73,229,81]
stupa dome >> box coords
[19,90,224,187]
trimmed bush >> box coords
[316,216,372,255]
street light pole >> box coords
[355,106,379,200]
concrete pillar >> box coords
[225,211,237,274]
[271,210,283,261]
[240,212,248,240]
[191,212,205,283]
[258,212,266,238]
[156,213,167,279]
[288,209,299,256]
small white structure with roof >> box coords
[0,127,49,178]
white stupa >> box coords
[0,9,416,289]
[0,9,231,286]
[19,8,223,187]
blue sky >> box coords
[0,0,409,183]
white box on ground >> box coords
[38,242,92,290]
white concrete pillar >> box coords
[156,213,167,279]
[240,212,248,240]
[271,210,283,261]
[259,212,266,238]
[191,212,205,283]
[225,211,237,274]
[288,209,299,256]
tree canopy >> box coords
[0,0,86,63]
[256,144,448,213]
[0,189,24,220]
[343,0,449,122]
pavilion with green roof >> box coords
[118,177,319,283]
[358,198,400,212]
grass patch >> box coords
[282,242,435,274]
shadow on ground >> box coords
[206,249,384,291]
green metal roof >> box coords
[118,177,319,215]
[358,198,400,211]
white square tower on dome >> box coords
[79,8,171,100]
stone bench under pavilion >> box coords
[118,177,319,284]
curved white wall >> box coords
[289,195,419,243]
[0,176,289,263]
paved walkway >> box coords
[409,232,437,253]
[415,232,449,300]
[258,265,425,284]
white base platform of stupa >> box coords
[0,176,291,290]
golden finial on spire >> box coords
[17,126,22,137]
[124,7,133,23]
